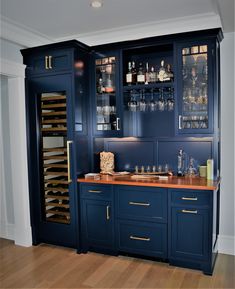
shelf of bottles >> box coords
[95,56,119,131]
[180,45,209,130]
[124,60,174,112]
[40,92,70,224]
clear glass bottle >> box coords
[149,66,157,83]
[158,60,167,82]
[132,61,137,84]
[145,62,150,84]
[177,149,185,176]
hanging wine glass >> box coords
[149,88,156,112]
[128,90,138,112]
[139,89,147,112]
[157,87,165,111]
[167,87,174,111]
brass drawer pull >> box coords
[182,209,198,214]
[48,56,52,69]
[130,235,150,242]
[106,205,110,220]
[88,190,102,193]
[181,197,198,201]
[45,56,49,69]
[129,201,150,207]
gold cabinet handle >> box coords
[67,140,73,183]
[48,56,52,69]
[129,201,150,207]
[181,197,198,201]
[182,209,198,214]
[106,205,110,220]
[130,235,150,242]
[45,56,49,69]
[88,190,102,193]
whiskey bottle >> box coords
[126,62,133,85]
[137,62,145,84]
[158,60,167,82]
[145,62,150,84]
[165,64,174,82]
[132,61,137,84]
[149,66,157,83]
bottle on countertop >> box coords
[177,149,185,176]
[126,62,133,85]
[137,62,145,84]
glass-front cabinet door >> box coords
[92,51,122,136]
[177,41,213,134]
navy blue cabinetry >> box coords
[168,189,219,275]
[115,185,168,258]
[80,184,115,253]
[91,50,123,137]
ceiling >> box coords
[0,0,234,47]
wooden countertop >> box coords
[78,175,220,191]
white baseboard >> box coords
[0,223,15,240]
[218,235,235,255]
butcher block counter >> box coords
[77,175,220,191]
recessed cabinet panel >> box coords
[170,207,209,261]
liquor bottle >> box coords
[158,60,167,82]
[145,62,150,84]
[149,66,157,83]
[166,64,174,82]
[132,61,137,84]
[126,62,133,85]
[177,149,185,176]
[137,62,145,84]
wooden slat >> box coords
[41,95,66,101]
[41,127,67,132]
[45,202,69,209]
[46,209,70,216]
[41,111,66,117]
[43,155,67,160]
[45,180,69,185]
[43,147,67,153]
[43,163,68,169]
[45,195,69,200]
[44,171,68,177]
[44,187,68,193]
[46,217,69,224]
[41,103,66,109]
[42,119,67,124]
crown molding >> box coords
[56,12,222,46]
[1,12,222,48]
[0,16,53,47]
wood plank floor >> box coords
[0,238,234,289]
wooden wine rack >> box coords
[40,93,71,224]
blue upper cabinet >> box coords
[26,48,74,76]
[176,40,214,135]
[91,50,123,137]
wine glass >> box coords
[139,89,147,112]
[149,88,156,112]
[128,90,138,112]
[157,88,165,111]
[167,87,174,111]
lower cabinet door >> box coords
[117,220,167,258]
[170,207,209,261]
[81,199,114,249]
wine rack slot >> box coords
[40,92,71,224]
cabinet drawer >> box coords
[170,190,210,207]
[80,184,112,200]
[27,49,72,75]
[116,186,167,223]
[117,220,167,258]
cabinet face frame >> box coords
[91,50,123,137]
[175,39,214,135]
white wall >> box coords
[0,38,25,63]
[219,31,235,255]
[0,75,15,240]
